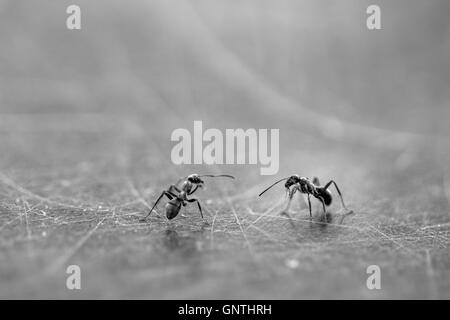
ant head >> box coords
[259,175,301,197]
[284,175,300,189]
[187,174,204,185]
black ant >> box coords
[259,175,352,218]
[140,174,235,221]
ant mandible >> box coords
[140,174,235,221]
[259,175,353,217]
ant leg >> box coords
[281,188,300,228]
[188,185,199,196]
[187,198,203,219]
[317,196,334,223]
[165,188,178,198]
[282,188,295,214]
[168,185,181,194]
[307,193,312,218]
[318,197,327,215]
[140,190,173,221]
[323,180,350,211]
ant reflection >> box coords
[162,224,208,253]
[281,202,354,237]
[164,227,181,250]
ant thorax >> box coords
[181,180,193,192]
[284,176,315,194]
[298,178,316,194]
[298,177,310,184]
[178,190,188,199]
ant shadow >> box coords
[280,208,355,243]
[314,209,354,225]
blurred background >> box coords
[1,0,449,131]
[0,0,449,299]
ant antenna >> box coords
[259,178,289,197]
[199,174,235,179]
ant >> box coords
[259,175,352,218]
[140,174,235,221]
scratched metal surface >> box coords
[0,0,449,299]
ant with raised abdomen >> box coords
[259,175,353,218]
[140,174,235,221]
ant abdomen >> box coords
[316,188,332,206]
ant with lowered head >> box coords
[140,174,235,222]
[259,175,353,218]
